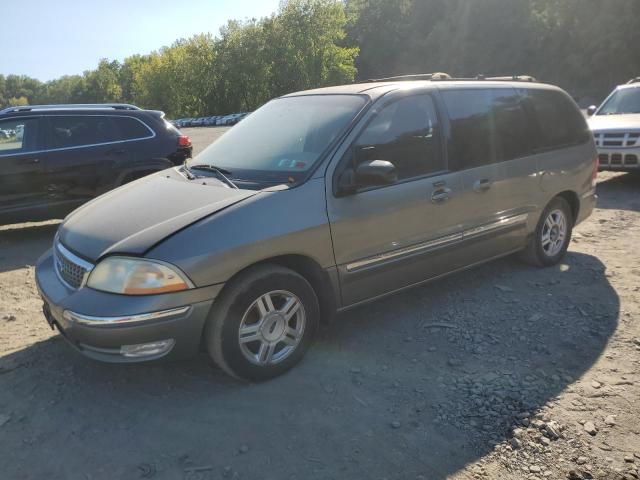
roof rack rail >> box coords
[367,72,452,82]
[480,75,537,82]
[627,77,640,85]
[0,103,142,115]
[366,73,538,83]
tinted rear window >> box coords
[442,89,495,170]
[443,88,532,170]
[114,117,153,140]
[48,116,118,148]
[522,89,590,151]
[492,89,534,162]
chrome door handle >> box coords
[22,158,40,164]
[431,188,451,204]
[473,178,492,192]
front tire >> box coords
[204,265,319,381]
[520,197,574,267]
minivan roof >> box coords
[283,79,560,100]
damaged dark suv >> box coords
[0,103,192,224]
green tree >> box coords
[7,96,29,107]
[215,20,271,113]
[345,0,640,100]
[35,75,87,105]
[0,75,6,107]
[265,0,358,95]
[123,35,218,117]
[7,0,639,112]
[1,75,42,107]
[84,59,123,103]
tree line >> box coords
[1,0,638,117]
[346,0,640,105]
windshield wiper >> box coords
[186,163,238,189]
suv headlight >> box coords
[87,257,193,295]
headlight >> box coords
[86,257,193,295]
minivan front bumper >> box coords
[35,249,222,363]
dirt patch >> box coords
[1,145,638,478]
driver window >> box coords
[0,118,39,154]
[351,94,444,180]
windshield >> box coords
[192,95,367,186]
[597,88,640,115]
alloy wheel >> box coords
[238,290,306,366]
[541,209,567,257]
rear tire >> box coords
[520,197,573,267]
[204,265,319,381]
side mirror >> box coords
[336,160,398,196]
[355,160,397,187]
[587,105,597,116]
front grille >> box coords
[54,241,93,289]
[625,154,639,165]
[597,153,640,168]
[594,132,640,148]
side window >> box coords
[351,94,444,181]
[443,88,536,170]
[523,89,590,151]
[492,90,534,161]
[0,118,40,154]
[48,116,118,149]
[443,89,496,170]
[113,117,153,141]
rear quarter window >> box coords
[521,89,591,151]
[113,117,154,141]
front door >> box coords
[0,116,48,221]
[327,93,469,307]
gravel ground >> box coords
[0,127,639,480]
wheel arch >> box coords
[555,190,580,223]
[221,254,339,324]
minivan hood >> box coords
[588,114,640,132]
[58,169,258,261]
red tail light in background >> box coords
[178,135,191,147]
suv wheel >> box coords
[204,265,319,381]
[520,197,574,267]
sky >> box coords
[0,0,282,81]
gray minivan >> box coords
[35,75,598,381]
